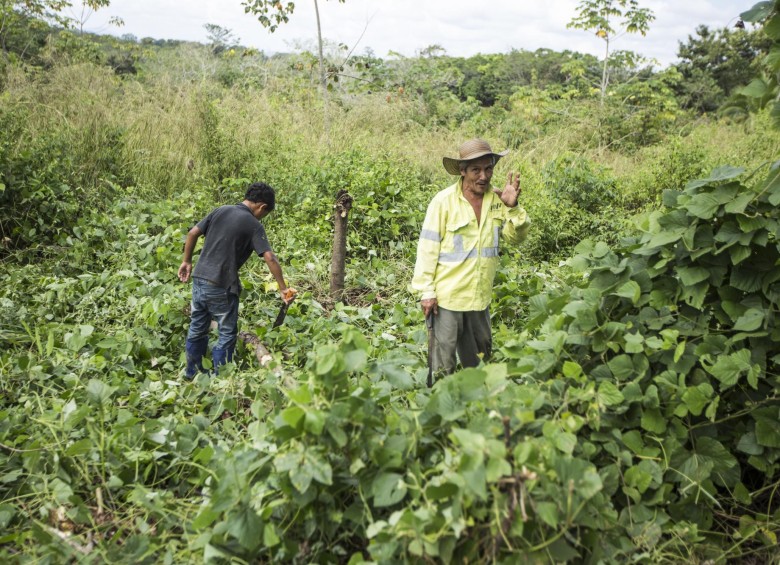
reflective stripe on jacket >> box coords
[411,179,530,311]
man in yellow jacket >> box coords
[411,139,530,376]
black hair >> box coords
[245,182,276,211]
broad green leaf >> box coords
[304,410,326,436]
[192,507,220,530]
[614,281,641,304]
[535,501,559,527]
[86,379,116,405]
[765,165,780,205]
[731,268,762,293]
[0,504,16,530]
[305,451,333,486]
[739,78,769,99]
[682,383,713,416]
[315,344,342,375]
[578,469,603,499]
[263,523,280,547]
[641,408,667,434]
[373,472,407,507]
[683,193,721,219]
[686,167,745,190]
[279,406,305,428]
[729,245,752,266]
[607,355,635,380]
[598,381,624,406]
[366,520,387,539]
[50,478,73,504]
[705,396,720,421]
[343,349,368,372]
[696,437,736,469]
[765,13,780,39]
[622,430,645,454]
[425,481,459,501]
[725,191,755,213]
[734,308,764,332]
[645,229,685,249]
[676,266,709,286]
[547,538,580,562]
[682,281,709,309]
[227,505,262,551]
[563,361,583,379]
[65,438,93,456]
[741,2,773,23]
[290,464,313,493]
[376,359,414,389]
[554,432,577,454]
[677,452,714,485]
[737,431,764,456]
[624,332,644,354]
[734,482,752,505]
[624,464,652,493]
[707,349,752,388]
[755,420,780,448]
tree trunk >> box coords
[330,190,353,302]
[600,37,610,105]
[313,0,330,144]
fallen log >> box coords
[207,321,273,367]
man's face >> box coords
[460,156,494,194]
[253,203,270,220]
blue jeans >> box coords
[185,278,239,377]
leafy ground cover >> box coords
[2,26,780,561]
[2,149,780,562]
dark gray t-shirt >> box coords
[192,204,272,295]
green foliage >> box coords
[0,103,81,249]
[622,137,709,209]
[522,154,627,262]
[728,1,780,125]
[567,0,656,101]
[675,25,771,113]
[3,10,780,562]
[567,0,655,39]
[496,162,780,560]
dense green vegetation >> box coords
[2,2,780,563]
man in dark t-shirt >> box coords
[177,182,294,378]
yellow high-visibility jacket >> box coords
[411,179,530,311]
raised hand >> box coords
[493,171,521,208]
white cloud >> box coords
[87,0,753,66]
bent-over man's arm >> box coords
[262,251,294,304]
[178,226,203,282]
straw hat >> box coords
[442,138,509,175]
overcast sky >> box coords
[84,0,752,67]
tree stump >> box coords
[330,190,353,302]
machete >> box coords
[272,288,297,328]
[425,312,434,388]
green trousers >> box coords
[430,306,492,374]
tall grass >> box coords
[2,47,780,256]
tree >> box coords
[242,0,346,141]
[67,1,122,35]
[726,1,780,126]
[1,0,68,57]
[567,0,655,103]
[0,0,119,60]
[674,24,770,113]
[204,23,239,55]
